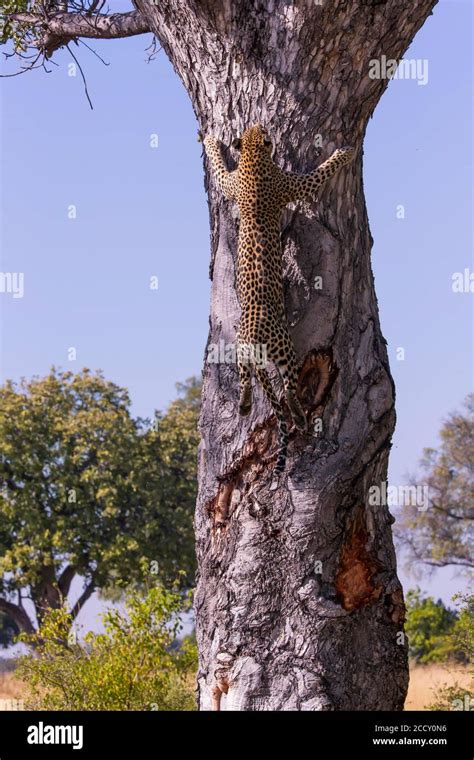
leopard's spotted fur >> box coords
[204,125,354,474]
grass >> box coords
[405,662,472,711]
[0,662,471,710]
[0,670,25,705]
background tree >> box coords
[133,377,201,589]
[0,610,19,648]
[0,368,198,636]
[428,593,474,711]
[396,394,473,574]
[404,588,460,664]
[1,0,439,710]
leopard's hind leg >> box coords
[271,329,307,432]
[255,366,288,474]
[237,337,253,416]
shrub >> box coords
[16,585,197,711]
[428,594,473,710]
[405,588,459,663]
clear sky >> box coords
[0,0,472,630]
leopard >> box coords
[204,124,354,475]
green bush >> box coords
[405,588,460,663]
[428,594,474,711]
[16,585,197,711]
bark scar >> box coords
[205,425,273,531]
[206,348,337,532]
[297,347,337,422]
[335,505,383,611]
[211,667,231,711]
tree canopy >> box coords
[0,367,200,639]
[405,588,460,664]
[396,394,474,574]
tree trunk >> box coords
[0,598,35,636]
[137,0,438,710]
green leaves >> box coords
[0,367,201,631]
[131,376,200,589]
[0,368,139,594]
[16,584,197,710]
[0,0,29,48]
[426,593,474,710]
[405,588,460,664]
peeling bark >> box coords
[131,0,439,711]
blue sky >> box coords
[0,0,472,628]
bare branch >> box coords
[78,37,110,66]
[57,565,76,597]
[431,502,474,521]
[8,10,151,58]
[420,559,474,569]
[70,580,96,620]
[66,40,93,109]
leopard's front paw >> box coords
[333,146,355,164]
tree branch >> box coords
[431,502,474,521]
[9,10,150,39]
[8,10,151,57]
[420,559,474,569]
[0,597,36,635]
[70,579,96,620]
[57,564,76,597]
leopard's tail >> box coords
[255,366,288,475]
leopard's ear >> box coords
[232,137,242,151]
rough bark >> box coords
[10,0,439,711]
[133,0,438,711]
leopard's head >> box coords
[232,124,272,157]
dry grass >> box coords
[0,670,25,705]
[405,662,472,710]
[0,661,471,711]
